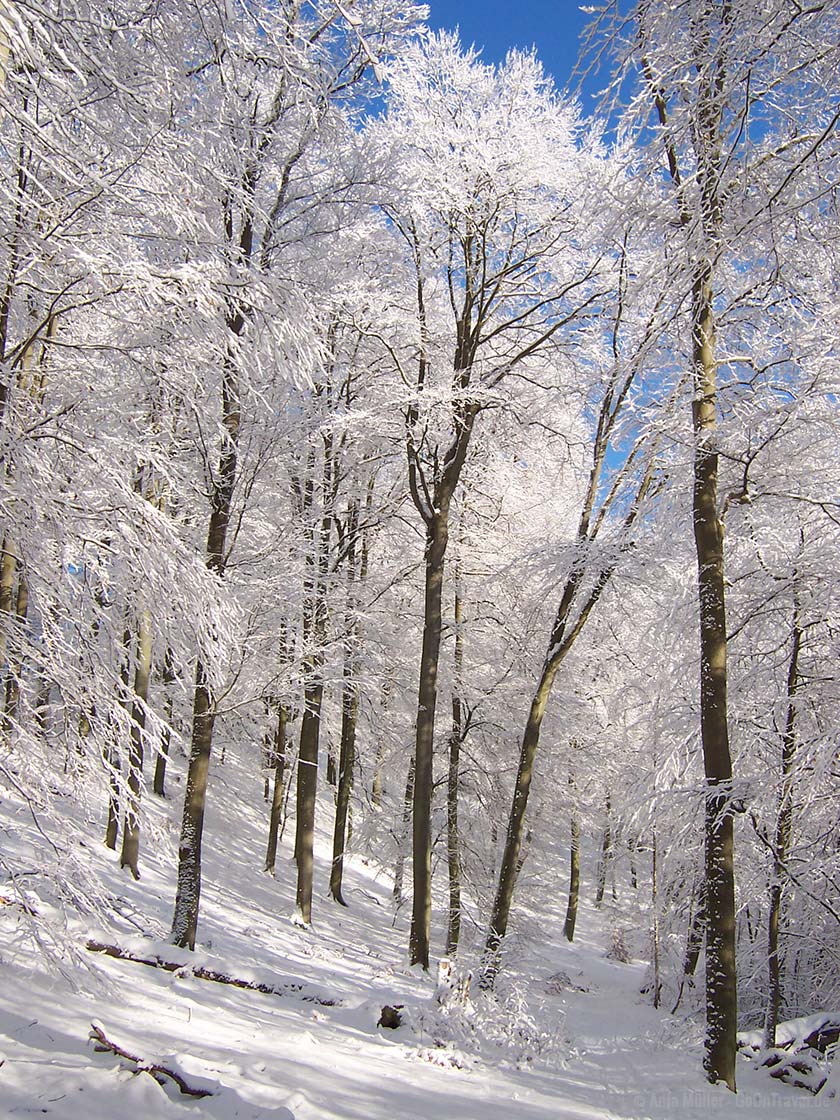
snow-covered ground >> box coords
[0,753,833,1119]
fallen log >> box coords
[85,940,339,1006]
[89,1023,214,1098]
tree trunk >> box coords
[410,511,448,969]
[171,234,243,947]
[445,577,464,956]
[103,615,133,849]
[3,567,28,728]
[294,432,333,925]
[0,536,18,684]
[563,796,580,943]
[153,650,176,798]
[172,663,215,949]
[480,454,651,987]
[692,260,737,1090]
[672,877,706,1014]
[104,744,120,850]
[684,888,705,981]
[403,223,480,968]
[329,675,357,904]
[330,499,362,905]
[595,791,612,907]
[644,21,737,1085]
[393,756,414,906]
[764,595,801,1048]
[295,685,323,922]
[482,662,558,986]
[651,831,661,1009]
[120,605,153,880]
[265,703,288,874]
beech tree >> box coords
[372,33,608,969]
[481,219,672,986]
[579,0,840,1088]
[168,0,424,949]
[5,1,840,1089]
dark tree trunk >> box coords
[326,746,337,787]
[764,595,801,1048]
[563,797,580,943]
[329,678,357,904]
[672,878,706,1014]
[171,190,245,947]
[692,262,737,1091]
[371,739,385,807]
[393,756,415,907]
[480,426,651,988]
[595,791,612,907]
[295,682,323,923]
[121,607,153,879]
[652,832,661,1009]
[103,615,133,849]
[330,499,363,905]
[172,662,215,949]
[153,650,176,798]
[482,665,557,986]
[410,511,448,969]
[265,704,288,874]
[104,743,120,851]
[3,568,28,728]
[294,431,333,925]
[0,537,17,678]
[643,20,737,1084]
[171,385,239,947]
[445,577,464,956]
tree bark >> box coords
[0,536,18,686]
[671,877,706,1014]
[265,703,288,874]
[764,593,801,1047]
[153,650,176,798]
[407,388,478,971]
[121,604,153,879]
[2,565,27,730]
[393,756,415,907]
[103,615,133,850]
[642,16,737,1084]
[482,662,557,985]
[692,260,737,1090]
[172,661,216,949]
[294,430,333,925]
[371,739,385,807]
[563,792,580,943]
[171,185,245,948]
[480,345,654,987]
[595,791,613,907]
[445,577,464,956]
[171,370,238,946]
[410,510,448,968]
[330,499,363,905]
[652,831,661,1009]
[329,673,357,904]
[104,745,120,851]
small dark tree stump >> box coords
[378,1005,403,1029]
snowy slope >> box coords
[0,752,831,1119]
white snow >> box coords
[0,757,832,1120]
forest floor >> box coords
[0,748,833,1119]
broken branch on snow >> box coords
[85,939,340,1005]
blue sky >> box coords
[426,1,596,102]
